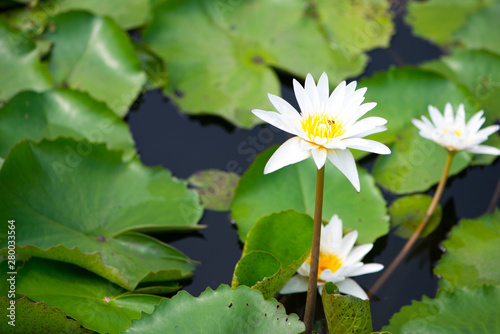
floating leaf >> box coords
[388,194,442,239]
[434,209,500,289]
[454,3,500,55]
[142,0,374,128]
[0,19,52,101]
[0,138,203,289]
[230,146,389,244]
[384,286,500,333]
[11,258,163,334]
[188,169,239,211]
[321,282,373,334]
[43,11,146,116]
[134,41,168,91]
[232,210,313,299]
[405,0,493,45]
[0,89,136,159]
[124,284,305,334]
[0,297,92,334]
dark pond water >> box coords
[127,12,500,332]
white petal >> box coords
[347,102,377,125]
[467,145,500,155]
[311,147,328,169]
[252,109,298,135]
[322,214,343,251]
[323,140,347,150]
[317,72,330,103]
[297,262,310,276]
[345,81,357,96]
[339,230,358,259]
[351,125,388,139]
[327,149,360,192]
[475,124,499,141]
[327,81,346,117]
[342,117,387,138]
[336,278,368,300]
[264,137,311,174]
[428,105,444,128]
[444,103,454,124]
[455,104,465,130]
[465,110,485,135]
[344,244,373,266]
[412,118,434,135]
[280,275,309,294]
[293,79,313,115]
[342,138,391,154]
[267,94,300,118]
[347,263,384,277]
[305,73,321,111]
[320,269,344,283]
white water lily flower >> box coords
[280,215,383,300]
[252,73,390,192]
[412,103,500,155]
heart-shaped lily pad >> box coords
[0,138,203,289]
[230,146,389,244]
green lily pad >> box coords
[0,138,203,289]
[43,11,146,116]
[188,169,239,211]
[124,284,305,334]
[434,209,500,289]
[454,3,500,55]
[0,89,136,159]
[322,282,373,334]
[405,0,493,45]
[134,41,168,91]
[383,286,500,333]
[142,0,376,128]
[0,19,52,101]
[0,297,92,334]
[230,146,389,244]
[232,210,313,299]
[11,258,164,334]
[388,194,442,239]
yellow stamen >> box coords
[301,113,345,142]
[453,129,463,137]
[307,251,343,281]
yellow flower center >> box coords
[453,129,463,137]
[301,113,345,142]
[307,251,343,281]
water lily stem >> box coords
[304,166,325,334]
[368,151,455,298]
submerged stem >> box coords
[368,151,455,298]
[304,166,325,334]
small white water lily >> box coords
[412,103,500,155]
[280,215,383,300]
[252,73,390,192]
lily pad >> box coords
[124,284,305,334]
[0,89,136,159]
[405,0,493,45]
[434,209,500,289]
[134,41,168,91]
[0,138,203,289]
[384,286,500,333]
[230,146,389,244]
[232,210,313,299]
[43,11,146,116]
[454,3,500,55]
[188,169,239,211]
[142,0,373,128]
[388,194,442,239]
[0,297,92,334]
[12,258,164,334]
[0,19,52,101]
[321,282,373,334]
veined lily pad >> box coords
[124,284,305,334]
[188,169,239,211]
[230,146,389,244]
[384,286,500,333]
[141,0,391,128]
[43,11,146,117]
[321,283,373,334]
[0,138,203,289]
[0,89,136,159]
[434,209,500,289]
[232,210,313,299]
[0,19,52,101]
[10,258,164,334]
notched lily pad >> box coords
[389,194,442,239]
[188,169,239,211]
[124,284,305,334]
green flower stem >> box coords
[368,151,455,298]
[304,165,325,334]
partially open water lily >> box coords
[252,73,390,192]
[280,214,383,300]
[412,103,500,155]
